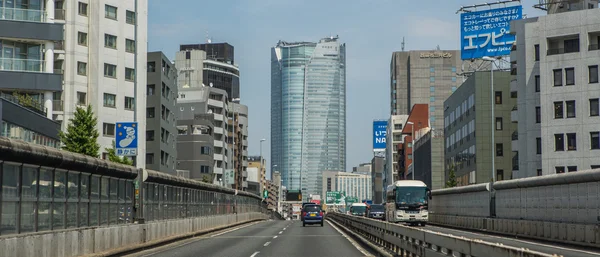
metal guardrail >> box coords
[327,213,556,257]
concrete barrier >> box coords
[0,212,267,257]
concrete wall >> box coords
[0,212,266,257]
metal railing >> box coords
[547,46,580,55]
[0,137,265,236]
[0,7,45,22]
[54,9,65,20]
[0,58,44,73]
[589,44,599,51]
[52,100,63,111]
[327,213,555,257]
[0,93,46,116]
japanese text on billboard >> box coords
[460,5,522,60]
[373,121,387,151]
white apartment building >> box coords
[54,0,148,166]
[322,171,372,201]
[512,1,600,178]
[384,115,408,187]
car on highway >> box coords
[302,204,324,227]
[348,203,368,217]
[367,204,385,220]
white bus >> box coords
[385,180,431,226]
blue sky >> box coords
[148,0,544,177]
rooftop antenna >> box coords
[206,30,212,44]
[401,37,405,51]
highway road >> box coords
[125,219,371,257]
[425,225,600,257]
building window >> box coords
[77,62,87,76]
[430,77,435,82]
[148,62,156,72]
[495,117,503,130]
[555,133,564,151]
[124,97,135,110]
[105,5,117,20]
[553,69,562,86]
[586,65,599,85]
[77,92,86,105]
[147,84,155,96]
[104,63,116,78]
[535,75,540,92]
[564,38,580,53]
[497,170,504,181]
[565,68,575,85]
[146,153,154,165]
[568,166,577,172]
[555,166,565,174]
[407,142,412,148]
[566,100,576,118]
[177,126,188,135]
[78,2,88,16]
[103,123,115,137]
[567,133,577,150]
[534,44,540,61]
[535,106,541,123]
[407,154,412,160]
[103,93,116,108]
[126,39,135,53]
[537,169,542,176]
[496,143,503,156]
[495,91,502,104]
[451,86,457,92]
[430,86,435,92]
[593,165,600,169]
[146,107,155,118]
[146,130,154,141]
[77,32,87,46]
[591,98,599,116]
[554,101,564,119]
[591,132,600,149]
[536,137,542,154]
[126,10,136,25]
[200,146,211,155]
[200,166,210,173]
[430,67,435,72]
[125,68,135,81]
[394,124,402,130]
[104,34,117,49]
[430,96,435,102]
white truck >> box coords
[385,180,431,226]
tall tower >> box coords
[271,37,346,196]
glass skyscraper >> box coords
[271,36,346,196]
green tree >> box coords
[105,140,134,166]
[59,105,100,157]
[446,165,458,188]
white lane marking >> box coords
[278,231,283,234]
[250,251,260,257]
[327,220,372,256]
[428,225,600,256]
[273,236,278,239]
[283,227,286,230]
[210,222,258,237]
[264,241,271,247]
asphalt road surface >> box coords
[425,225,600,257]
[125,220,370,257]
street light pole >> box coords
[483,56,497,183]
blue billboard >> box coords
[373,121,387,151]
[116,122,138,156]
[460,5,522,60]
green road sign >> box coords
[263,189,268,199]
[325,191,346,205]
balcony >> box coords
[54,41,65,51]
[0,93,46,116]
[52,100,63,112]
[0,7,45,22]
[511,105,518,123]
[214,127,224,135]
[590,44,599,51]
[0,58,43,73]
[510,79,517,92]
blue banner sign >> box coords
[116,122,138,156]
[460,5,522,60]
[373,120,387,151]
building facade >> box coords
[229,102,248,190]
[146,52,178,174]
[176,87,228,183]
[248,156,266,194]
[322,171,371,202]
[352,163,372,175]
[400,104,429,179]
[271,37,346,196]
[0,0,64,148]
[370,156,385,204]
[443,71,515,185]
[384,115,408,186]
[512,3,600,178]
[56,0,148,165]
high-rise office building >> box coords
[512,1,600,178]
[54,1,148,165]
[146,52,178,174]
[0,0,63,148]
[271,36,346,196]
